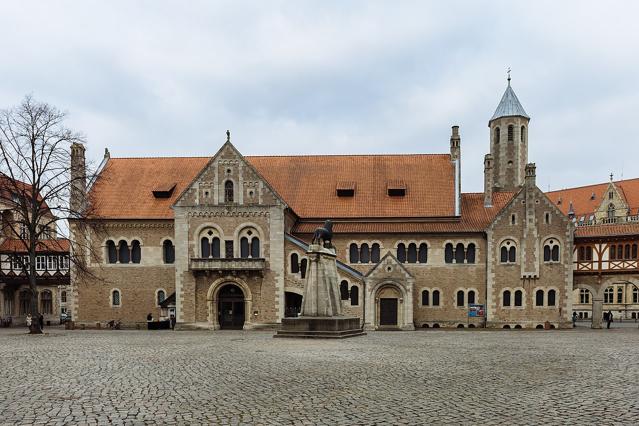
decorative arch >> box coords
[368,279,414,330]
[155,288,167,306]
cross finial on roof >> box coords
[610,172,614,182]
[226,129,230,143]
[507,67,511,86]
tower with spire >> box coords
[487,72,530,193]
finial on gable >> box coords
[507,67,511,86]
[610,172,614,182]
[226,129,231,143]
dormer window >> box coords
[336,182,355,197]
[152,183,176,198]
[387,180,406,197]
[590,192,596,200]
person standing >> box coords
[606,310,613,329]
[572,311,578,328]
[169,314,176,331]
[38,314,44,331]
[25,313,32,331]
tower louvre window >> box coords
[507,125,514,141]
[494,127,500,144]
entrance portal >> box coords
[379,298,398,326]
[217,284,245,329]
[284,292,303,317]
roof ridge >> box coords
[546,177,639,194]
[246,153,450,158]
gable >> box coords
[365,252,413,280]
[173,142,284,209]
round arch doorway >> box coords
[218,284,246,329]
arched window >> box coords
[407,243,417,263]
[521,126,526,143]
[201,237,210,258]
[118,240,129,264]
[163,240,175,264]
[397,243,406,263]
[494,127,500,144]
[19,290,31,315]
[106,240,117,264]
[543,239,560,262]
[350,286,359,306]
[349,243,359,263]
[432,290,440,306]
[500,240,516,263]
[535,290,544,307]
[360,243,370,264]
[371,243,381,263]
[633,287,639,303]
[514,290,523,307]
[455,243,465,264]
[240,237,250,258]
[300,258,308,279]
[291,253,299,273]
[157,290,166,305]
[503,290,511,307]
[112,289,121,307]
[422,290,430,306]
[444,243,454,264]
[507,125,514,141]
[418,243,428,264]
[548,289,556,306]
[40,290,52,314]
[340,280,349,300]
[604,287,613,303]
[456,290,465,307]
[131,240,141,264]
[579,289,590,304]
[212,237,220,258]
[466,243,476,264]
[607,203,615,219]
[61,291,67,304]
[467,290,476,305]
[224,180,234,203]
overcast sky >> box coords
[1,1,637,193]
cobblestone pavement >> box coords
[1,328,638,425]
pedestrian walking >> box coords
[170,314,176,330]
[39,314,44,330]
[572,311,577,328]
[606,310,613,329]
[25,313,32,331]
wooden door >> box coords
[379,298,398,326]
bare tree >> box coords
[0,96,94,333]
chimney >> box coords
[450,125,460,162]
[568,201,575,219]
[484,154,494,207]
[524,163,536,188]
[70,143,86,214]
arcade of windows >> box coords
[290,253,308,278]
[397,242,428,264]
[199,227,261,260]
[534,289,557,307]
[105,239,142,264]
[421,289,441,307]
[493,125,526,144]
[603,286,639,304]
[109,288,168,308]
[454,289,477,307]
[349,243,381,264]
[444,243,476,264]
[339,280,359,306]
[500,240,517,263]
[543,239,561,263]
[15,289,54,315]
[502,288,557,307]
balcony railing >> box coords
[575,215,639,227]
[189,257,265,272]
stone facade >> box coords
[69,81,578,330]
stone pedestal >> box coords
[276,244,364,339]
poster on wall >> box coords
[468,304,485,318]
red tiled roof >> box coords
[248,154,456,219]
[89,157,209,219]
[292,192,515,234]
[89,154,457,219]
[575,223,639,239]
[0,238,70,253]
[546,178,639,218]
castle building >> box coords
[69,80,576,330]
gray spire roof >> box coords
[490,82,529,121]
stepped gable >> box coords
[546,177,639,218]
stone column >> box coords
[591,297,603,329]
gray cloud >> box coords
[0,1,637,192]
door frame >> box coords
[207,278,253,330]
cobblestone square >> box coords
[1,328,638,425]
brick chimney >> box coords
[484,154,494,207]
[70,143,86,214]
